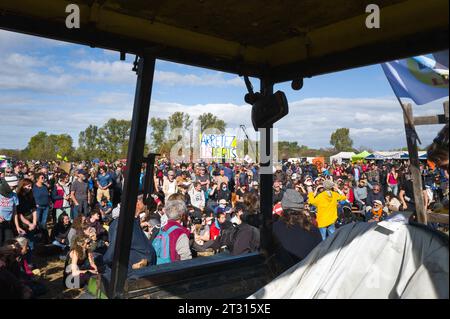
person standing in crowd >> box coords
[235,183,248,203]
[307,180,346,241]
[387,166,399,196]
[32,173,50,231]
[272,180,284,205]
[189,181,205,212]
[380,164,389,195]
[163,170,178,199]
[398,170,427,212]
[367,163,380,186]
[52,173,71,222]
[215,168,229,188]
[273,189,322,263]
[196,166,210,193]
[96,166,112,204]
[354,179,369,211]
[15,179,37,250]
[0,178,19,246]
[217,182,231,203]
[70,169,90,219]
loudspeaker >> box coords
[251,91,289,131]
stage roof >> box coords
[0,0,448,82]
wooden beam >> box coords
[402,104,427,224]
[427,212,449,225]
[414,114,447,126]
[444,101,449,120]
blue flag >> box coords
[381,53,449,105]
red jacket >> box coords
[163,220,190,262]
[210,222,221,241]
[345,188,355,204]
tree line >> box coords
[1,115,365,162]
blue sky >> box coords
[0,29,447,152]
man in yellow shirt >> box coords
[307,179,347,241]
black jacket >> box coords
[273,220,322,262]
[231,223,260,256]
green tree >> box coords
[97,119,131,161]
[168,112,192,132]
[149,117,168,152]
[330,128,354,152]
[23,132,75,160]
[198,113,226,133]
[78,125,101,160]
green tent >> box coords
[351,151,371,162]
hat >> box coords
[373,200,383,206]
[219,199,228,205]
[77,169,87,175]
[323,180,335,190]
[292,173,298,180]
[4,175,18,187]
[252,181,259,186]
[281,189,304,211]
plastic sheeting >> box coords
[249,217,449,299]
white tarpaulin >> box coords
[330,152,355,164]
[249,217,448,299]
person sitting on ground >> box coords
[365,183,386,221]
[104,195,156,270]
[152,199,192,263]
[50,213,72,251]
[190,213,214,253]
[189,181,205,212]
[98,197,113,222]
[385,191,402,213]
[0,242,33,299]
[210,211,226,241]
[273,189,322,264]
[63,234,98,289]
[86,207,108,243]
[67,214,86,248]
[366,200,388,223]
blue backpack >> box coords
[152,225,179,265]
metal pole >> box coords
[402,103,427,224]
[109,53,156,298]
[259,77,274,257]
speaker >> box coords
[251,90,289,131]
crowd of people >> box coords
[1,130,448,298]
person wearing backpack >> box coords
[152,199,191,264]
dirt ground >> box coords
[32,253,84,299]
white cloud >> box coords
[154,71,244,87]
[0,95,444,150]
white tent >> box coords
[330,152,356,164]
[249,217,449,299]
